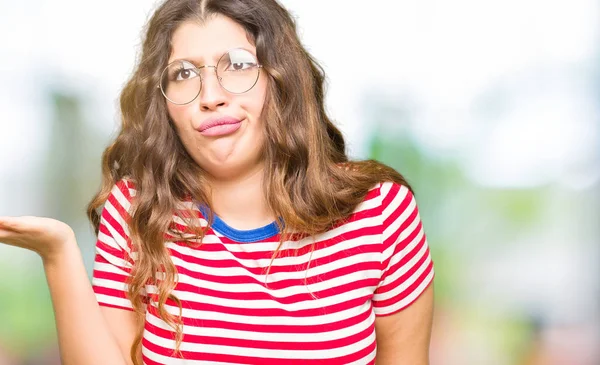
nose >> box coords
[198,66,227,111]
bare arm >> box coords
[101,306,140,364]
[0,217,135,365]
[373,183,435,364]
[374,284,434,365]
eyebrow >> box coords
[167,57,204,67]
[168,47,257,65]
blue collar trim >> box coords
[198,204,280,242]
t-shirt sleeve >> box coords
[372,181,435,316]
[91,179,138,311]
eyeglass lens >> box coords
[160,48,260,105]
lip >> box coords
[197,116,242,137]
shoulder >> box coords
[351,181,414,216]
[111,178,137,202]
[101,179,138,222]
[374,181,414,211]
[348,181,416,232]
[374,181,421,233]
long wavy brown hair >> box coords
[87,0,410,363]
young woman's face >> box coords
[166,15,268,181]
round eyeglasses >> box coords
[159,48,262,105]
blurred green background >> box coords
[0,1,598,364]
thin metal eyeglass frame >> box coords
[157,49,263,105]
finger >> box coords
[0,229,17,244]
[0,216,19,223]
[0,228,21,236]
[0,217,20,231]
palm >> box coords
[0,216,75,258]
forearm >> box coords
[375,352,429,365]
[43,239,128,365]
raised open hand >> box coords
[0,216,76,262]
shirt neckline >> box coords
[197,204,280,243]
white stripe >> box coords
[152,300,370,326]
[92,277,130,292]
[373,268,434,315]
[382,190,416,241]
[169,191,381,252]
[346,348,377,365]
[382,210,420,254]
[171,214,208,228]
[380,233,428,288]
[148,285,375,312]
[111,183,132,212]
[166,229,380,270]
[380,183,409,216]
[171,268,379,304]
[170,210,381,252]
[102,202,131,254]
[171,262,379,296]
[94,243,132,271]
[93,259,130,278]
[143,326,376,360]
[93,180,429,362]
[373,252,432,303]
[95,293,133,309]
[142,345,247,365]
[167,250,381,287]
[145,307,374,343]
[379,181,396,199]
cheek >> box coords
[167,104,184,124]
[248,79,268,117]
[167,104,192,133]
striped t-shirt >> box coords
[92,179,434,364]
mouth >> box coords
[197,116,243,137]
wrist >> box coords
[41,235,79,268]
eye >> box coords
[219,49,259,73]
[229,62,253,71]
[168,61,199,81]
[176,68,197,80]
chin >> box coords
[202,156,265,181]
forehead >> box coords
[169,15,255,64]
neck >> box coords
[206,164,275,230]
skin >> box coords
[374,284,434,364]
[0,217,132,365]
[0,14,434,365]
[168,16,274,230]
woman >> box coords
[0,0,434,364]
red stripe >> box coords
[383,200,419,250]
[172,258,380,289]
[381,231,428,290]
[93,285,129,300]
[95,234,132,266]
[97,302,134,312]
[151,295,373,318]
[380,182,401,217]
[141,335,375,364]
[166,227,380,271]
[107,191,131,224]
[144,318,373,351]
[147,303,374,334]
[375,271,435,317]
[373,258,434,309]
[93,266,131,282]
[169,276,379,304]
[90,181,429,363]
[101,202,131,249]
